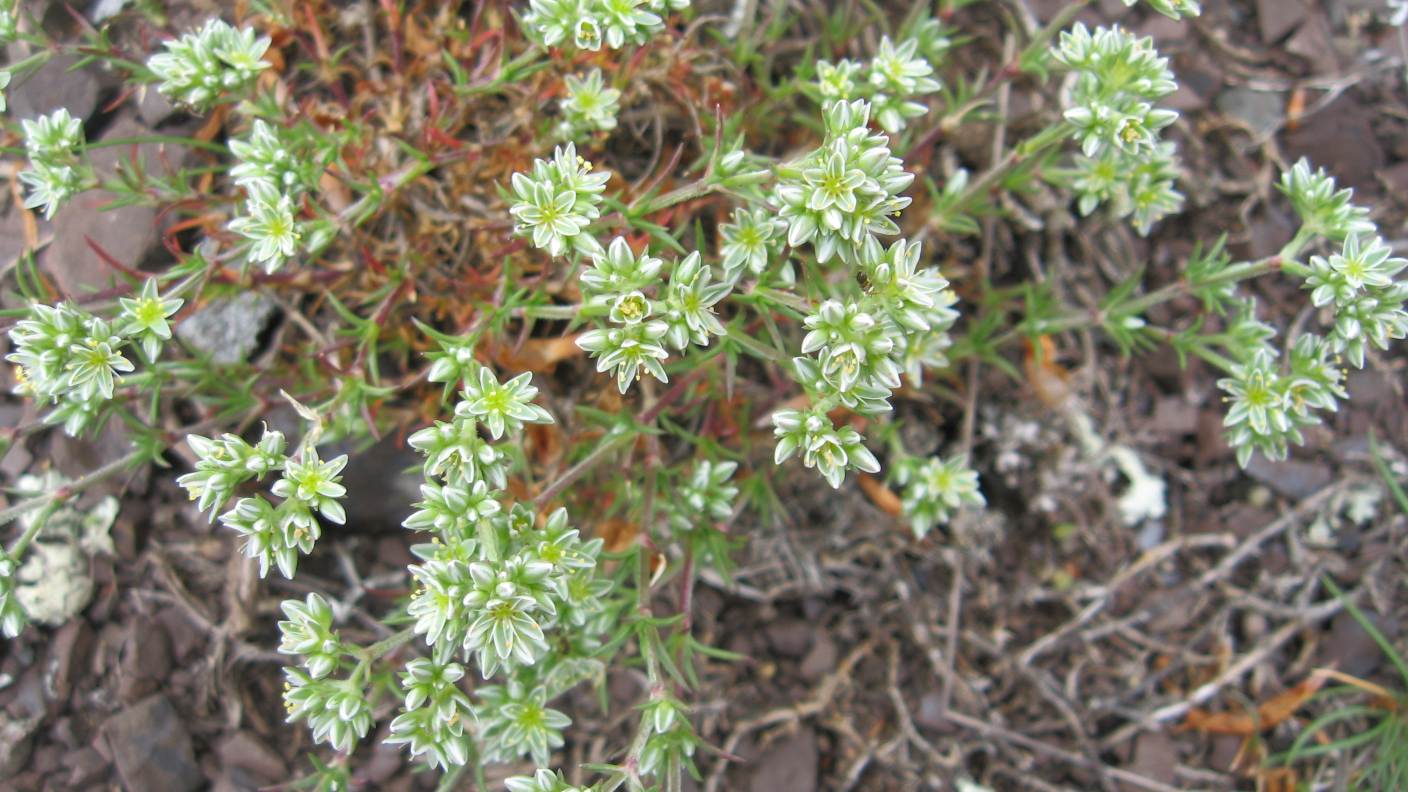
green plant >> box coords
[0,1,1405,790]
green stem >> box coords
[748,284,812,315]
[1154,328,1240,374]
[0,448,146,533]
[723,324,782,363]
[950,121,1073,216]
[995,253,1291,348]
[1116,256,1285,320]
[84,135,228,155]
[336,157,440,226]
[629,178,719,216]
[359,626,417,663]
[516,303,584,320]
[4,500,61,562]
[3,48,55,79]
[1278,226,1317,262]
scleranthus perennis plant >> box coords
[509,143,610,258]
[1,2,1407,790]
[19,108,91,219]
[557,69,621,140]
[146,17,271,109]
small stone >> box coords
[915,692,950,731]
[40,114,192,297]
[1137,14,1187,43]
[137,86,181,127]
[1151,397,1198,438]
[1255,0,1308,44]
[6,55,101,121]
[1285,12,1340,74]
[216,731,287,784]
[117,616,172,703]
[764,619,813,658]
[1243,456,1332,500]
[1244,207,1298,260]
[1283,97,1384,195]
[30,743,60,774]
[1319,609,1395,678]
[799,635,837,682]
[156,607,206,664]
[1208,733,1244,773]
[101,695,201,792]
[361,739,405,784]
[46,618,93,703]
[0,713,40,778]
[1120,732,1177,783]
[64,745,110,787]
[1215,87,1284,138]
[747,727,818,792]
[176,292,278,365]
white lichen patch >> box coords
[12,473,117,626]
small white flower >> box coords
[557,68,621,139]
[229,181,302,272]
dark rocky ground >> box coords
[2,1,1407,790]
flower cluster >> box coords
[1278,159,1375,241]
[1068,141,1183,235]
[229,119,322,197]
[1210,160,1408,466]
[522,0,687,52]
[812,29,945,133]
[384,659,474,769]
[406,503,603,679]
[19,108,90,219]
[556,69,620,140]
[278,593,345,680]
[1053,25,1184,233]
[856,237,960,385]
[229,180,303,272]
[510,143,610,258]
[225,120,326,272]
[662,459,741,567]
[773,99,915,265]
[474,680,573,765]
[670,460,739,529]
[772,408,880,489]
[118,279,185,363]
[892,455,986,538]
[177,427,348,579]
[7,282,181,436]
[1217,339,1346,467]
[1304,234,1408,368]
[718,207,786,281]
[772,237,960,488]
[282,668,374,753]
[146,18,271,109]
[381,359,611,769]
[576,239,731,393]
